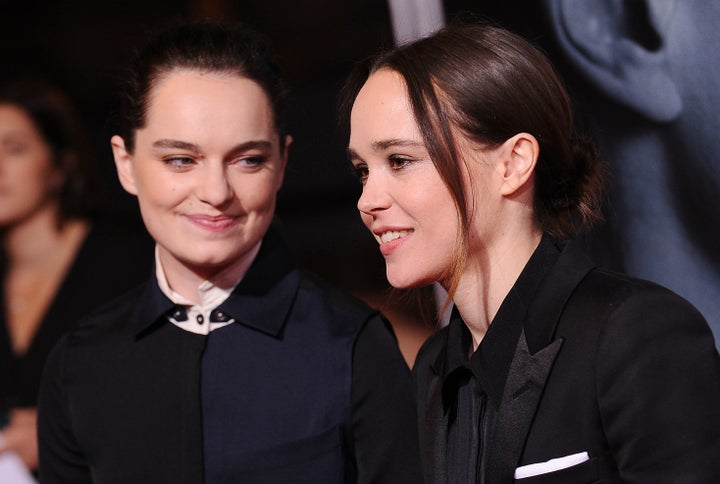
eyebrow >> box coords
[152,139,274,154]
[347,138,424,161]
[371,138,424,151]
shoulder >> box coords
[412,325,449,380]
[295,270,379,333]
[570,267,708,332]
[62,282,148,348]
[562,267,718,381]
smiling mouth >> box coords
[379,230,413,243]
[186,214,239,232]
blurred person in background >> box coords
[0,79,151,472]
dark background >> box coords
[8,2,716,355]
[0,0,396,294]
[0,0,545,296]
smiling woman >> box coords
[37,21,421,484]
[341,22,720,483]
[111,72,286,296]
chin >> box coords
[386,271,426,290]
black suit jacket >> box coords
[414,237,720,483]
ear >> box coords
[275,134,292,190]
[544,0,681,122]
[498,133,538,197]
[110,135,138,196]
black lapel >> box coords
[485,238,595,482]
[485,333,563,483]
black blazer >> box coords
[0,219,152,413]
[38,230,421,484]
[414,237,720,483]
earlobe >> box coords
[545,0,682,122]
[110,135,138,196]
[499,133,538,197]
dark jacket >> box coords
[38,231,421,483]
[414,236,720,483]
[0,219,152,414]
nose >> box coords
[357,172,391,217]
[197,162,233,207]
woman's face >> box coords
[348,69,461,289]
[112,70,287,279]
[0,104,61,228]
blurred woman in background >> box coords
[0,79,151,471]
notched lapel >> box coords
[486,332,563,483]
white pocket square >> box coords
[514,451,590,479]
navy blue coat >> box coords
[38,231,421,483]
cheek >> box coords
[360,212,373,229]
[233,175,280,213]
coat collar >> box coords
[487,237,595,481]
[433,234,572,410]
[425,235,596,482]
[132,228,299,338]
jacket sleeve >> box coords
[351,314,424,484]
[37,336,92,484]
[597,283,720,483]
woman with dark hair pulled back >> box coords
[342,22,720,482]
[38,20,421,483]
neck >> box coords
[157,243,260,305]
[450,228,542,351]
[3,203,79,268]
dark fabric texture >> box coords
[38,229,422,484]
[0,219,152,415]
[414,235,720,483]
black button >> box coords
[168,307,188,322]
[211,309,230,322]
[196,314,204,324]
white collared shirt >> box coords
[154,243,260,335]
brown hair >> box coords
[0,78,99,221]
[116,19,289,153]
[340,22,605,300]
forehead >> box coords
[142,69,276,139]
[350,69,421,144]
[0,103,38,133]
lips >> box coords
[375,228,413,255]
[185,214,239,232]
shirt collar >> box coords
[133,227,299,338]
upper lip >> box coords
[372,225,410,236]
[187,213,238,220]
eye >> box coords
[163,156,196,169]
[237,156,267,167]
[388,155,413,170]
[4,142,28,155]
[351,162,369,184]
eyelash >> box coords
[162,155,268,169]
[163,156,195,169]
[350,156,414,184]
[388,155,413,170]
[237,156,266,167]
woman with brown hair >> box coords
[342,23,720,483]
[0,79,151,472]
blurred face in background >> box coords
[112,70,288,281]
[0,104,62,228]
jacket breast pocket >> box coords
[514,455,600,484]
[210,426,345,484]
